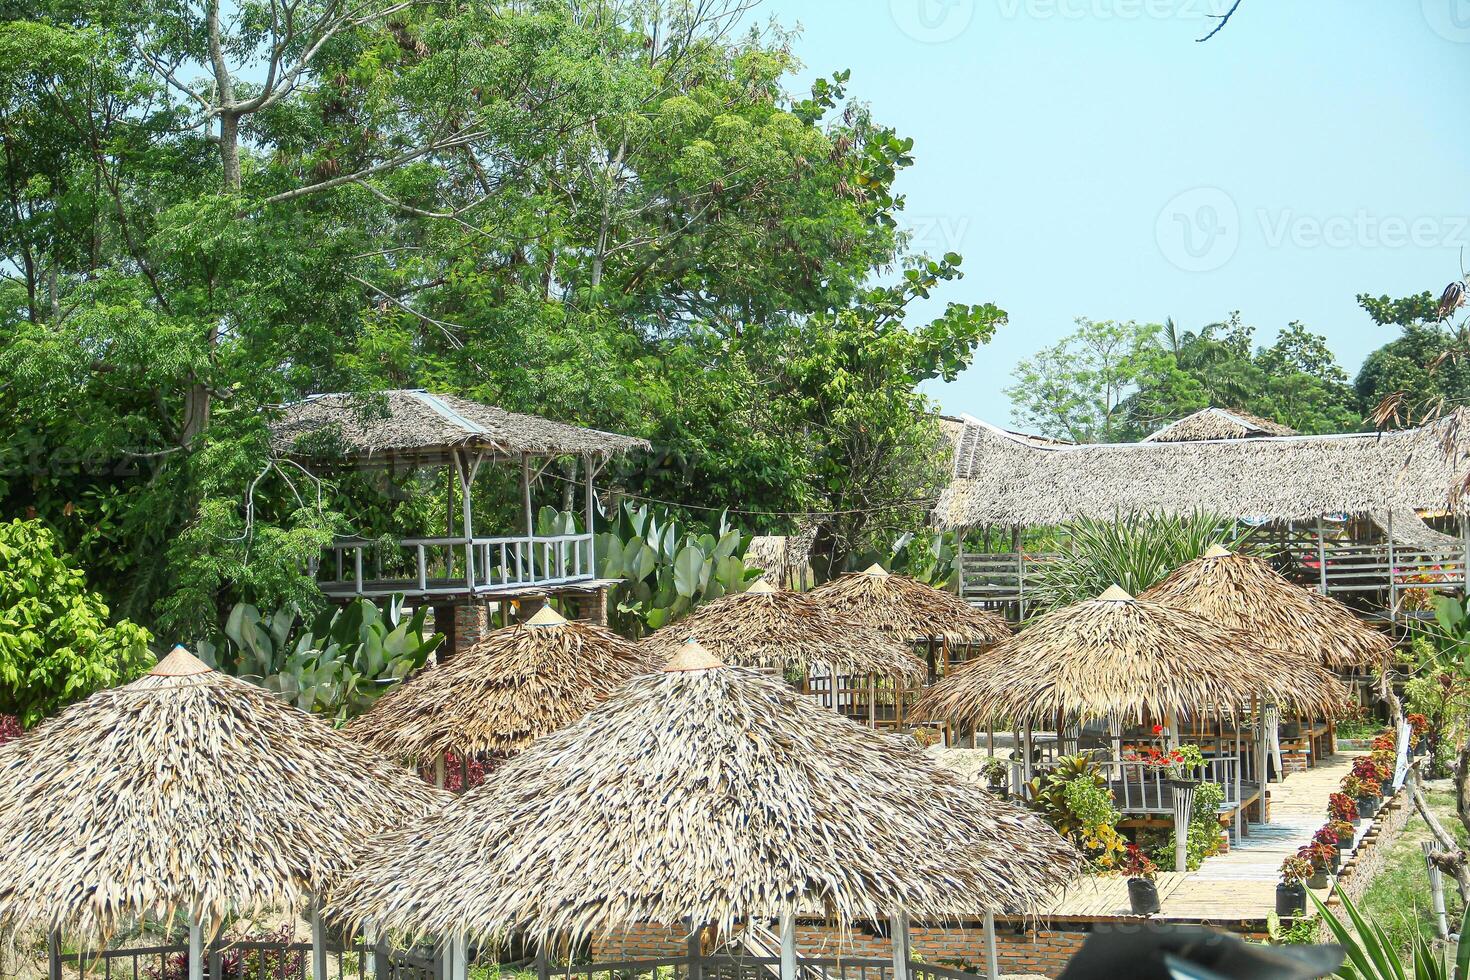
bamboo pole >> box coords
[983,912,1000,980]
[779,909,797,980]
[189,913,203,980]
[889,912,910,980]
[311,901,328,980]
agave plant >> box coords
[593,501,760,636]
[196,596,441,722]
[1028,511,1246,611]
[1311,883,1469,980]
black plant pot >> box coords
[1329,851,1341,872]
[1276,883,1307,917]
[1360,798,1379,819]
[1308,866,1330,890]
[1128,878,1161,915]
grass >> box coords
[1358,788,1467,955]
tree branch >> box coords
[1196,0,1244,42]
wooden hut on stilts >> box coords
[0,647,447,980]
[326,640,1082,980]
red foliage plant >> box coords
[0,716,21,745]
[1328,792,1358,822]
[1120,843,1157,880]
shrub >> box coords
[1328,792,1359,822]
[1279,855,1313,886]
[0,519,152,724]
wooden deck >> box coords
[1014,753,1357,925]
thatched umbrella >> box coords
[806,565,1011,646]
[1140,545,1395,670]
[0,647,447,949]
[346,606,659,772]
[327,640,1081,975]
[640,580,925,680]
[913,585,1345,730]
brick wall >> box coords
[592,920,1090,978]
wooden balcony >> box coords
[318,532,600,600]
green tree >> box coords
[0,519,152,724]
[1355,290,1470,426]
[0,1,994,640]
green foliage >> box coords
[594,501,759,637]
[1029,512,1245,611]
[1312,877,1470,980]
[1008,314,1360,443]
[196,596,441,722]
[1264,912,1321,945]
[0,0,998,643]
[0,519,152,724]
[1192,780,1226,822]
[846,530,960,588]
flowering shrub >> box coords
[1351,757,1381,781]
[1371,731,1397,753]
[1329,820,1354,844]
[1123,743,1205,778]
[1354,777,1382,800]
[1369,750,1394,780]
[1298,840,1336,867]
[1120,843,1157,881]
[0,715,21,745]
[1312,826,1340,848]
[144,925,302,980]
[912,727,941,749]
[1328,793,1358,822]
[1279,855,1314,886]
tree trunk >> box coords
[217,112,242,193]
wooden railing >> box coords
[319,532,596,599]
[56,937,429,980]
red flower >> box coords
[1152,724,1164,735]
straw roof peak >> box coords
[327,663,1081,945]
[523,605,567,627]
[639,586,925,679]
[150,646,212,677]
[346,617,659,762]
[1097,585,1134,601]
[860,563,890,577]
[1140,549,1394,670]
[914,591,1346,728]
[807,569,1012,646]
[745,578,778,594]
[663,639,725,672]
[1202,544,1233,559]
[0,668,446,941]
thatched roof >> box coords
[271,390,649,464]
[1142,407,1297,443]
[346,607,660,763]
[640,580,925,679]
[912,586,1347,728]
[936,413,1470,528]
[0,648,447,941]
[806,565,1012,645]
[1140,546,1395,670]
[326,642,1081,945]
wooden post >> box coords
[779,908,797,980]
[48,930,60,980]
[1164,712,1179,752]
[1423,840,1450,940]
[1266,703,1282,783]
[450,934,467,980]
[434,752,446,790]
[583,453,596,572]
[189,913,203,980]
[1233,722,1243,839]
[983,912,1000,980]
[1012,526,1024,618]
[1022,726,1035,787]
[889,912,910,980]
[1316,517,1329,594]
[372,932,390,979]
[311,901,328,980]
[1387,509,1397,624]
[686,922,703,980]
[1172,780,1195,872]
[1108,714,1123,763]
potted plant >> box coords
[981,757,1009,796]
[1356,777,1383,817]
[1313,827,1343,871]
[1122,844,1160,915]
[1327,819,1355,856]
[1165,744,1206,788]
[1277,855,1312,917]
[1328,792,1359,827]
[1299,841,1335,888]
[1370,749,1394,782]
[1407,714,1429,755]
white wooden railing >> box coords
[319,532,596,598]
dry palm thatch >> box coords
[936,413,1470,528]
[1140,546,1395,670]
[805,566,1012,645]
[272,390,649,464]
[1142,407,1297,443]
[327,641,1081,947]
[347,606,661,763]
[0,648,447,943]
[640,581,925,680]
[912,586,1348,729]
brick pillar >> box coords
[453,602,489,654]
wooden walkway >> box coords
[1028,753,1356,923]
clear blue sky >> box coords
[756,0,1470,428]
